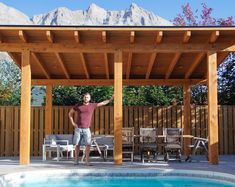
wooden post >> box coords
[45,85,52,135]
[114,50,123,165]
[20,50,31,165]
[207,52,219,164]
[183,83,191,156]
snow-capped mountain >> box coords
[0,2,32,24]
[31,3,172,26]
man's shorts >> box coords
[73,128,91,146]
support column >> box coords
[183,83,191,156]
[45,85,52,135]
[114,50,123,165]
[20,50,31,165]
[207,52,219,164]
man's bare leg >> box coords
[74,145,80,165]
[85,145,91,165]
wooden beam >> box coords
[209,31,220,43]
[20,50,31,165]
[55,53,70,79]
[45,85,52,135]
[183,31,191,43]
[74,31,80,43]
[185,53,205,78]
[80,53,90,79]
[165,52,181,79]
[156,31,163,43]
[0,33,2,43]
[114,50,122,165]
[19,30,27,43]
[31,52,50,79]
[145,52,157,79]
[7,52,21,67]
[218,52,229,66]
[183,83,191,156]
[32,79,205,86]
[126,53,132,79]
[46,30,54,43]
[1,43,235,53]
[102,31,106,43]
[104,53,109,79]
[130,31,135,43]
[207,51,219,165]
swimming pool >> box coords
[1,169,235,187]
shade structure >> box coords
[1,25,234,165]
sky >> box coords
[0,0,235,21]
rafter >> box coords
[145,52,157,79]
[46,30,54,43]
[55,53,70,79]
[80,53,90,79]
[104,53,109,79]
[209,31,220,43]
[7,52,21,67]
[183,31,191,43]
[31,52,50,79]
[165,52,181,79]
[185,53,205,79]
[19,30,27,43]
[130,31,135,43]
[156,31,163,43]
[218,52,229,66]
[74,31,80,43]
[32,79,206,86]
[126,52,132,79]
[0,32,3,43]
[102,31,106,43]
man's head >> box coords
[83,93,91,104]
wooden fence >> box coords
[0,105,234,156]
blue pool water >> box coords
[19,176,235,187]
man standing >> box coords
[69,93,113,166]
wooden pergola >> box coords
[1,26,234,165]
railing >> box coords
[0,105,234,156]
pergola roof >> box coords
[0,26,235,86]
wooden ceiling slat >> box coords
[185,53,205,79]
[218,52,230,66]
[80,53,90,79]
[126,53,132,79]
[55,53,70,79]
[104,53,109,79]
[145,52,157,79]
[165,52,181,79]
[31,52,50,79]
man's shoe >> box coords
[74,160,79,165]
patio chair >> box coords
[122,127,135,162]
[42,134,74,162]
[139,128,158,163]
[92,135,114,161]
[163,128,183,162]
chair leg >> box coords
[42,145,46,161]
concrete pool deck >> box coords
[0,155,234,176]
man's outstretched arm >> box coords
[97,95,113,107]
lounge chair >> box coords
[139,128,158,163]
[122,127,135,162]
[163,128,183,162]
[42,134,74,162]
